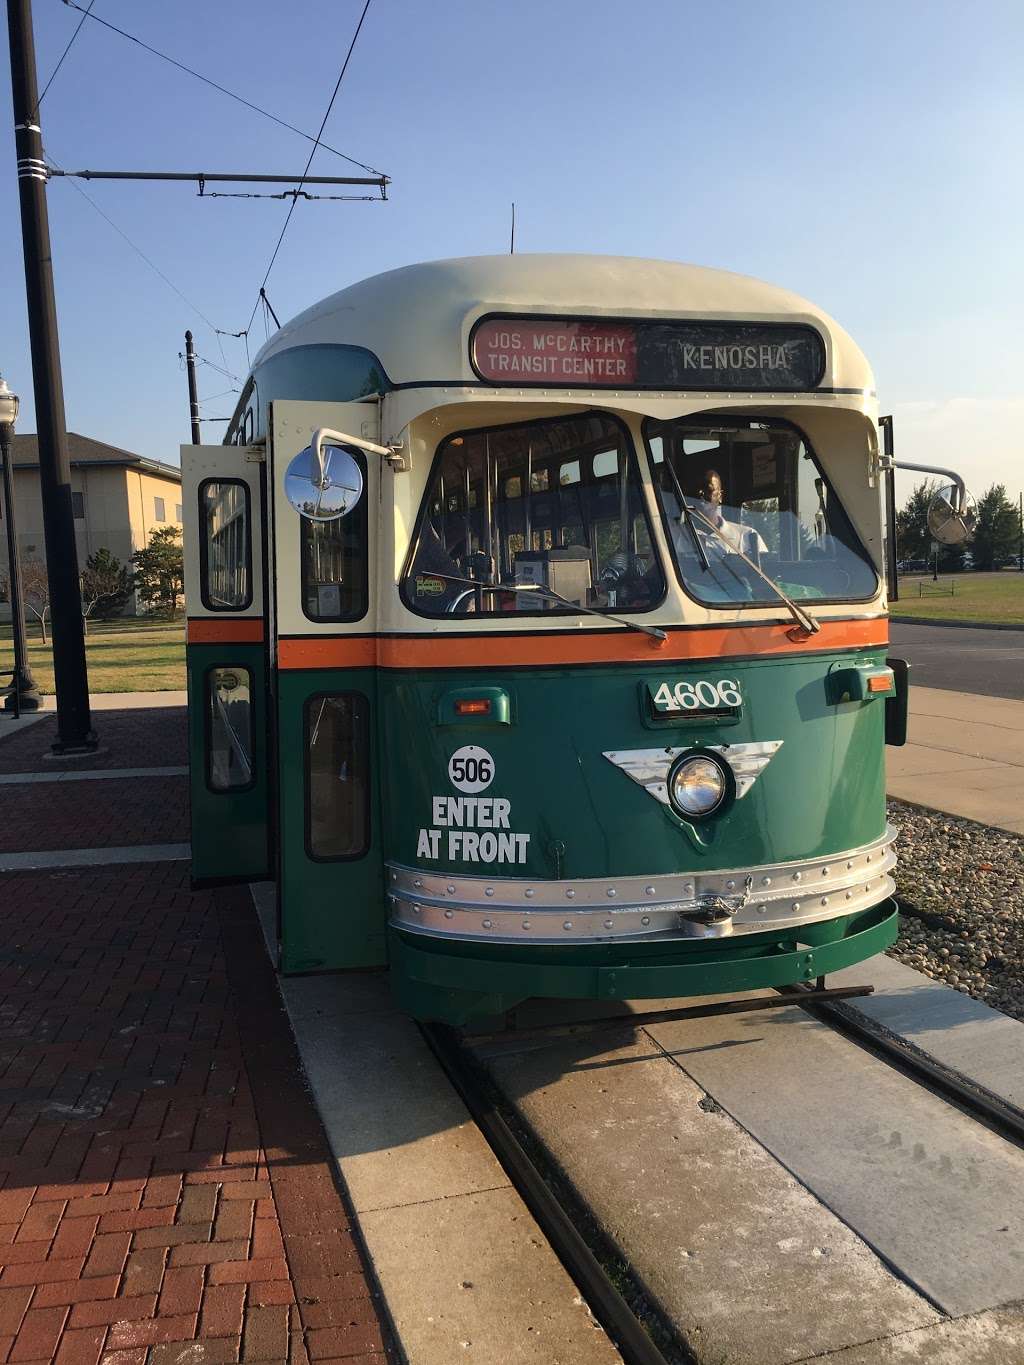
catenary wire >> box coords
[195,355,242,385]
[38,0,96,107]
[244,0,374,335]
[60,0,387,178]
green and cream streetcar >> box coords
[182,254,971,1024]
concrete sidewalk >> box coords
[887,686,1024,834]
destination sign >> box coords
[471,316,825,391]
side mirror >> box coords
[927,484,976,546]
[284,443,364,521]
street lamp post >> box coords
[0,374,41,716]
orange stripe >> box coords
[187,617,265,644]
[276,618,887,670]
[278,636,377,669]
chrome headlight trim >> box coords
[604,740,783,809]
[667,751,732,820]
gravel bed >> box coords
[887,798,1024,1021]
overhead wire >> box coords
[42,0,385,386]
[60,0,387,178]
[194,355,242,386]
[244,0,374,336]
[38,0,96,107]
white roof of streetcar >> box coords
[252,254,874,394]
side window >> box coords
[306,694,370,860]
[154,496,166,522]
[301,452,368,621]
[199,479,253,611]
[207,667,254,791]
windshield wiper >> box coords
[663,452,710,571]
[420,571,667,642]
[684,502,820,637]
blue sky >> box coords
[1,0,1021,502]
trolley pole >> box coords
[184,330,201,444]
[7,0,95,751]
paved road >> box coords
[890,621,1024,699]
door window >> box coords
[207,666,254,791]
[199,479,252,610]
[306,694,370,859]
[300,452,368,622]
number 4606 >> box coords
[653,679,742,711]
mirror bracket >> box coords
[311,426,407,478]
[878,456,967,514]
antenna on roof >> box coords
[510,202,515,255]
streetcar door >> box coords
[268,400,385,973]
[182,443,271,884]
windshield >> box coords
[403,413,665,617]
[644,416,878,607]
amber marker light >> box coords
[868,675,893,694]
[455,698,492,716]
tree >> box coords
[895,481,935,565]
[21,558,50,642]
[81,548,133,629]
[132,525,184,619]
[971,484,1018,572]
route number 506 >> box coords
[652,679,743,712]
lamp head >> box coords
[0,375,19,429]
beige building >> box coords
[2,431,182,614]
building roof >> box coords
[10,432,181,483]
[252,253,874,393]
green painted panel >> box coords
[378,647,891,882]
[186,643,269,882]
[276,668,387,973]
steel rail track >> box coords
[419,1021,677,1365]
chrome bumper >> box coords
[387,825,897,945]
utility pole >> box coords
[1018,490,1022,572]
[184,331,201,444]
[7,0,95,751]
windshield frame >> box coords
[642,413,880,612]
[400,410,667,621]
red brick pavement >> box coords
[0,778,189,853]
[0,711,187,774]
[0,861,391,1364]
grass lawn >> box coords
[0,615,185,694]
[891,569,1024,624]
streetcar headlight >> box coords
[668,754,730,819]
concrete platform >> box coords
[831,953,1024,1109]
[639,1003,1024,1318]
[485,1029,938,1364]
[476,953,1024,1360]
[818,1307,1024,1363]
[887,686,1024,832]
[249,883,622,1365]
